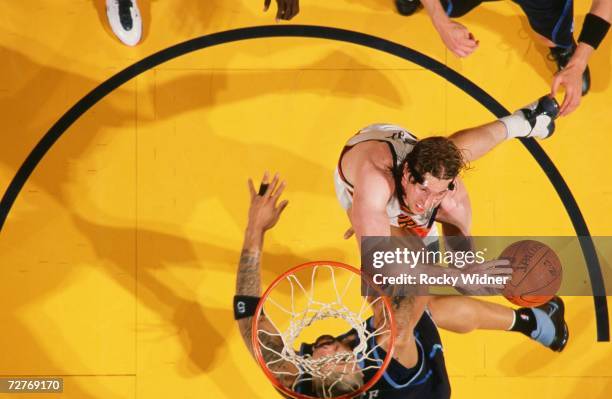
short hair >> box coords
[312,370,364,398]
[392,136,468,206]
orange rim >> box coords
[251,260,397,399]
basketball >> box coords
[500,240,563,307]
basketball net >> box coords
[252,262,396,399]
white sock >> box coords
[500,114,531,139]
[507,310,517,331]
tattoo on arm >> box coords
[236,248,262,296]
[236,245,264,353]
[236,246,286,368]
[392,295,415,334]
[392,295,415,311]
[238,312,296,387]
[235,245,297,388]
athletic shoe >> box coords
[106,0,142,46]
[532,296,569,352]
[549,43,591,96]
[395,0,422,16]
[501,95,560,140]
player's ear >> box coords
[448,180,456,191]
[407,172,420,185]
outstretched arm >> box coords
[235,173,295,386]
[552,0,611,115]
[450,95,560,162]
[448,120,507,162]
[371,293,422,369]
[235,224,267,355]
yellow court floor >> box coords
[0,0,611,398]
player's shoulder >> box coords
[352,141,394,175]
[353,158,394,195]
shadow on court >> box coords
[0,41,391,397]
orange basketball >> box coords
[501,240,563,307]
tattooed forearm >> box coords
[238,313,284,362]
[257,316,286,363]
[236,246,283,362]
[257,316,297,385]
[239,248,261,270]
[236,248,262,296]
[391,295,415,335]
[234,223,296,389]
[234,186,294,391]
[238,315,296,387]
[238,317,256,356]
[392,295,415,311]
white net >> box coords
[255,264,394,399]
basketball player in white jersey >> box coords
[334,95,568,357]
[335,95,559,242]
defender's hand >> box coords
[551,61,585,116]
[434,19,479,58]
[264,0,300,21]
[247,172,289,232]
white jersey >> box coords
[334,123,438,238]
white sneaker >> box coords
[501,95,560,140]
[106,0,142,46]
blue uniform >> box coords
[441,0,574,48]
[297,311,451,399]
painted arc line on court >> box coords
[0,25,607,341]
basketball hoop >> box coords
[252,261,396,399]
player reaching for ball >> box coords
[334,95,569,354]
[235,173,452,398]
